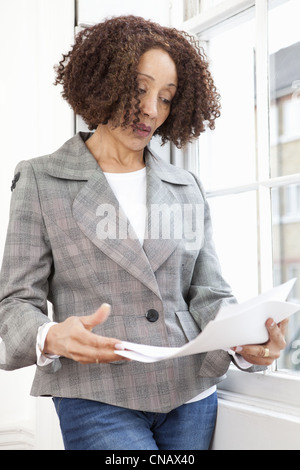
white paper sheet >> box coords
[115,279,299,363]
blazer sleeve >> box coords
[0,160,53,370]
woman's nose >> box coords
[141,95,158,119]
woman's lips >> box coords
[132,123,152,138]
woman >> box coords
[0,16,287,450]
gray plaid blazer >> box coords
[0,132,252,413]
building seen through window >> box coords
[270,17,300,370]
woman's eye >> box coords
[161,97,171,105]
[138,88,146,94]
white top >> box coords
[36,167,251,404]
[103,167,147,245]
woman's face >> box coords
[105,48,178,152]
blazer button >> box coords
[146,309,159,323]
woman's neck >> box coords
[86,125,146,173]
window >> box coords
[182,0,300,384]
[184,0,200,20]
[269,0,300,372]
[184,0,228,20]
[199,16,256,193]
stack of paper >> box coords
[115,279,299,363]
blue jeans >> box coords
[53,392,217,450]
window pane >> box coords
[208,191,259,302]
[269,0,300,178]
[199,0,227,13]
[184,0,227,20]
[184,0,200,20]
[272,185,300,371]
[199,15,256,191]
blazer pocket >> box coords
[198,350,231,378]
[94,314,132,365]
[175,310,201,342]
[176,311,231,378]
[37,358,62,374]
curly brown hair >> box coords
[55,15,220,148]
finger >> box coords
[236,344,271,359]
[70,346,121,364]
[82,338,130,364]
[80,303,111,331]
[67,331,124,364]
[233,344,276,366]
[279,318,289,337]
[266,318,286,350]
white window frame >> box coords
[174,0,300,413]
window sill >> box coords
[218,366,300,417]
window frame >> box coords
[177,0,300,408]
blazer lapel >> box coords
[143,150,193,273]
[143,166,181,273]
[46,132,99,181]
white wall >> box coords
[0,0,75,251]
[0,0,74,450]
[77,0,172,26]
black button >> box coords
[11,172,20,192]
[146,309,159,323]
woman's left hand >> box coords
[233,318,289,366]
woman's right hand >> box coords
[43,303,126,364]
